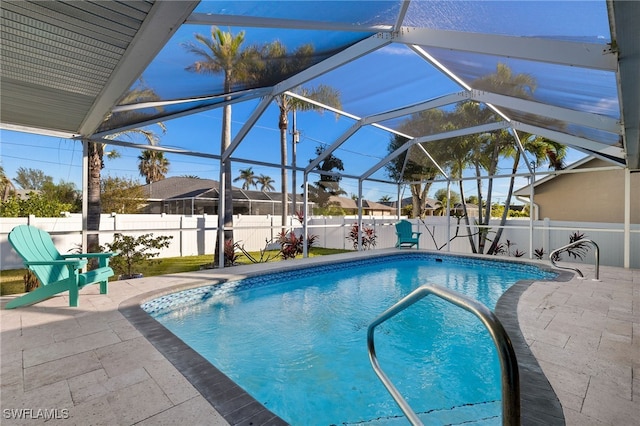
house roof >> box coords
[142,177,219,200]
[514,156,617,197]
[142,176,303,202]
[328,196,395,211]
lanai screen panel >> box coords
[305,43,460,118]
[194,0,402,25]
[403,0,610,40]
[97,16,376,134]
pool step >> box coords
[339,400,501,426]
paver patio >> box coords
[1,250,637,425]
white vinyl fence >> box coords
[1,214,638,270]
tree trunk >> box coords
[214,103,234,266]
[488,150,521,254]
[87,142,103,267]
[459,178,477,253]
[478,143,500,254]
[410,183,421,218]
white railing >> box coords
[1,214,638,270]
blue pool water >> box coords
[144,253,556,425]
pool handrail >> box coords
[367,284,520,426]
[549,238,600,281]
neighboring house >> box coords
[387,197,479,217]
[327,196,396,216]
[515,157,640,223]
[139,177,309,216]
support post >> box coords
[624,168,630,268]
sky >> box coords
[0,0,610,205]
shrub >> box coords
[277,231,318,260]
[224,239,241,266]
[102,233,172,277]
[24,270,39,292]
[346,223,377,250]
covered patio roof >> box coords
[1,0,638,173]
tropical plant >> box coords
[234,167,257,190]
[102,233,172,278]
[378,195,392,203]
[346,223,377,250]
[308,145,346,212]
[183,26,263,265]
[277,230,318,260]
[433,188,461,216]
[138,150,169,184]
[256,174,275,192]
[467,63,566,254]
[533,247,546,260]
[224,239,241,266]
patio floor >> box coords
[1,250,638,425]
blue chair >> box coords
[394,220,421,249]
[6,225,116,309]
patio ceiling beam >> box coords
[511,122,626,164]
[410,45,512,123]
[285,90,413,141]
[395,27,617,71]
[91,87,271,139]
[608,0,640,170]
[222,95,273,161]
[91,135,302,173]
[393,0,412,31]
[272,34,392,96]
[361,121,509,180]
[362,92,471,125]
[110,87,269,113]
[186,13,393,33]
[470,90,623,135]
[306,122,362,173]
[79,1,200,136]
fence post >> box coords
[543,217,550,253]
[180,215,185,257]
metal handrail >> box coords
[366,284,520,426]
[549,239,600,281]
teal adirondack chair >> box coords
[394,220,421,249]
[6,225,116,309]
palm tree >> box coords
[0,166,16,201]
[308,145,347,212]
[433,188,461,216]
[87,83,166,255]
[256,174,275,192]
[138,150,169,184]
[233,167,257,190]
[386,108,450,218]
[468,63,566,254]
[257,39,342,228]
[183,26,262,265]
[486,133,565,254]
[274,83,341,229]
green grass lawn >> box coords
[0,247,352,296]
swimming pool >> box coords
[143,252,557,425]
